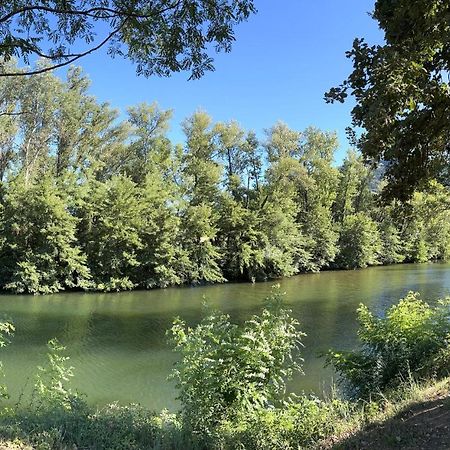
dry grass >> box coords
[320,378,450,449]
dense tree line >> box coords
[0,66,449,294]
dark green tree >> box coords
[333,150,374,224]
[297,127,340,270]
[77,175,143,291]
[401,182,450,262]
[335,212,382,269]
[0,1,256,79]
[261,125,314,276]
[378,216,405,265]
[136,151,189,288]
[326,0,450,198]
[180,112,224,284]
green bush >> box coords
[0,321,14,401]
[218,396,349,450]
[168,286,304,435]
[327,292,450,397]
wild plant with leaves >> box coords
[32,338,81,412]
[327,292,450,398]
[169,286,304,434]
[0,321,14,401]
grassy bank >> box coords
[0,378,449,449]
[323,377,450,449]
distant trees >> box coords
[0,176,90,294]
[0,66,449,293]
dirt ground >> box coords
[329,386,450,449]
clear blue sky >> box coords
[65,0,383,163]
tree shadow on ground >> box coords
[331,395,450,450]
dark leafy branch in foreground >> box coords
[0,0,256,78]
[326,0,450,199]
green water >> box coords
[1,263,450,411]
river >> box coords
[1,262,450,411]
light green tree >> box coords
[0,176,90,293]
[335,212,382,269]
[77,175,142,291]
[180,112,224,283]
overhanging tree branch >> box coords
[0,19,129,77]
[0,3,181,24]
[0,0,255,79]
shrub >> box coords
[32,338,81,412]
[218,396,349,450]
[327,292,450,397]
[168,286,304,435]
[0,321,14,401]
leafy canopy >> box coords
[326,0,450,199]
[0,0,256,78]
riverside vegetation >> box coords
[0,65,449,294]
[0,288,450,449]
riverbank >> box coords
[322,378,450,449]
[1,289,450,449]
[1,378,449,449]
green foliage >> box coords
[326,0,450,198]
[400,182,450,263]
[0,66,447,294]
[218,396,347,450]
[327,292,450,398]
[137,171,187,288]
[78,175,143,291]
[260,194,312,277]
[33,339,80,411]
[261,133,316,275]
[333,150,374,224]
[169,286,304,434]
[180,204,224,284]
[0,321,14,401]
[217,194,266,281]
[335,213,382,269]
[0,177,90,294]
[377,208,405,265]
[0,1,256,79]
[0,395,352,450]
[302,204,338,271]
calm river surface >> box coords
[1,263,450,410]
